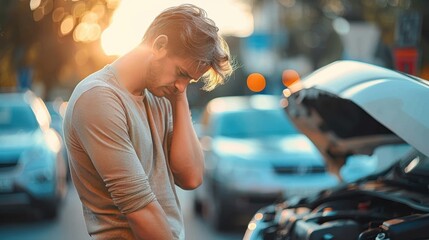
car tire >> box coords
[42,203,59,220]
[42,167,67,220]
[203,194,231,231]
[193,197,203,215]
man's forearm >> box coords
[169,93,204,190]
[127,201,173,240]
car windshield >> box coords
[0,105,39,133]
[214,109,298,138]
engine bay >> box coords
[245,153,429,240]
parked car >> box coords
[0,91,67,219]
[194,94,339,230]
[243,60,429,240]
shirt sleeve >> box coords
[72,86,156,214]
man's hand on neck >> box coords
[165,89,187,105]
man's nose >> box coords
[174,78,190,93]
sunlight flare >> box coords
[101,0,254,56]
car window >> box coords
[213,109,298,138]
[0,105,39,132]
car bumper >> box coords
[212,186,283,225]
[217,173,338,215]
[0,166,58,211]
[225,173,338,197]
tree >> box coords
[0,0,118,99]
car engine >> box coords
[244,159,429,240]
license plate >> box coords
[0,178,13,192]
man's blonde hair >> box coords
[143,4,235,91]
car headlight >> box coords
[26,167,54,184]
[19,147,55,184]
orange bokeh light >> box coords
[247,73,266,92]
[282,69,300,87]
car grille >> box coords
[273,165,326,175]
[238,192,284,205]
[0,162,18,168]
[0,156,19,170]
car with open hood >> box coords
[243,60,429,240]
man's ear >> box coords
[152,35,168,58]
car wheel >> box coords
[203,194,231,231]
[193,196,203,215]
[42,203,59,220]
[42,167,67,220]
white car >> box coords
[0,91,67,219]
[194,94,339,230]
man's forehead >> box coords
[179,58,210,79]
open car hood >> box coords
[285,60,429,168]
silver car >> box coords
[194,94,339,230]
[0,91,67,219]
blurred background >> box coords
[0,0,428,239]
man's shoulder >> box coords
[70,67,120,100]
[66,67,126,116]
[75,67,113,92]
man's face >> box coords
[145,53,208,97]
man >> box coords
[63,4,234,240]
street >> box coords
[177,188,245,240]
[0,183,244,240]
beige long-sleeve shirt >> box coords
[63,65,184,239]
